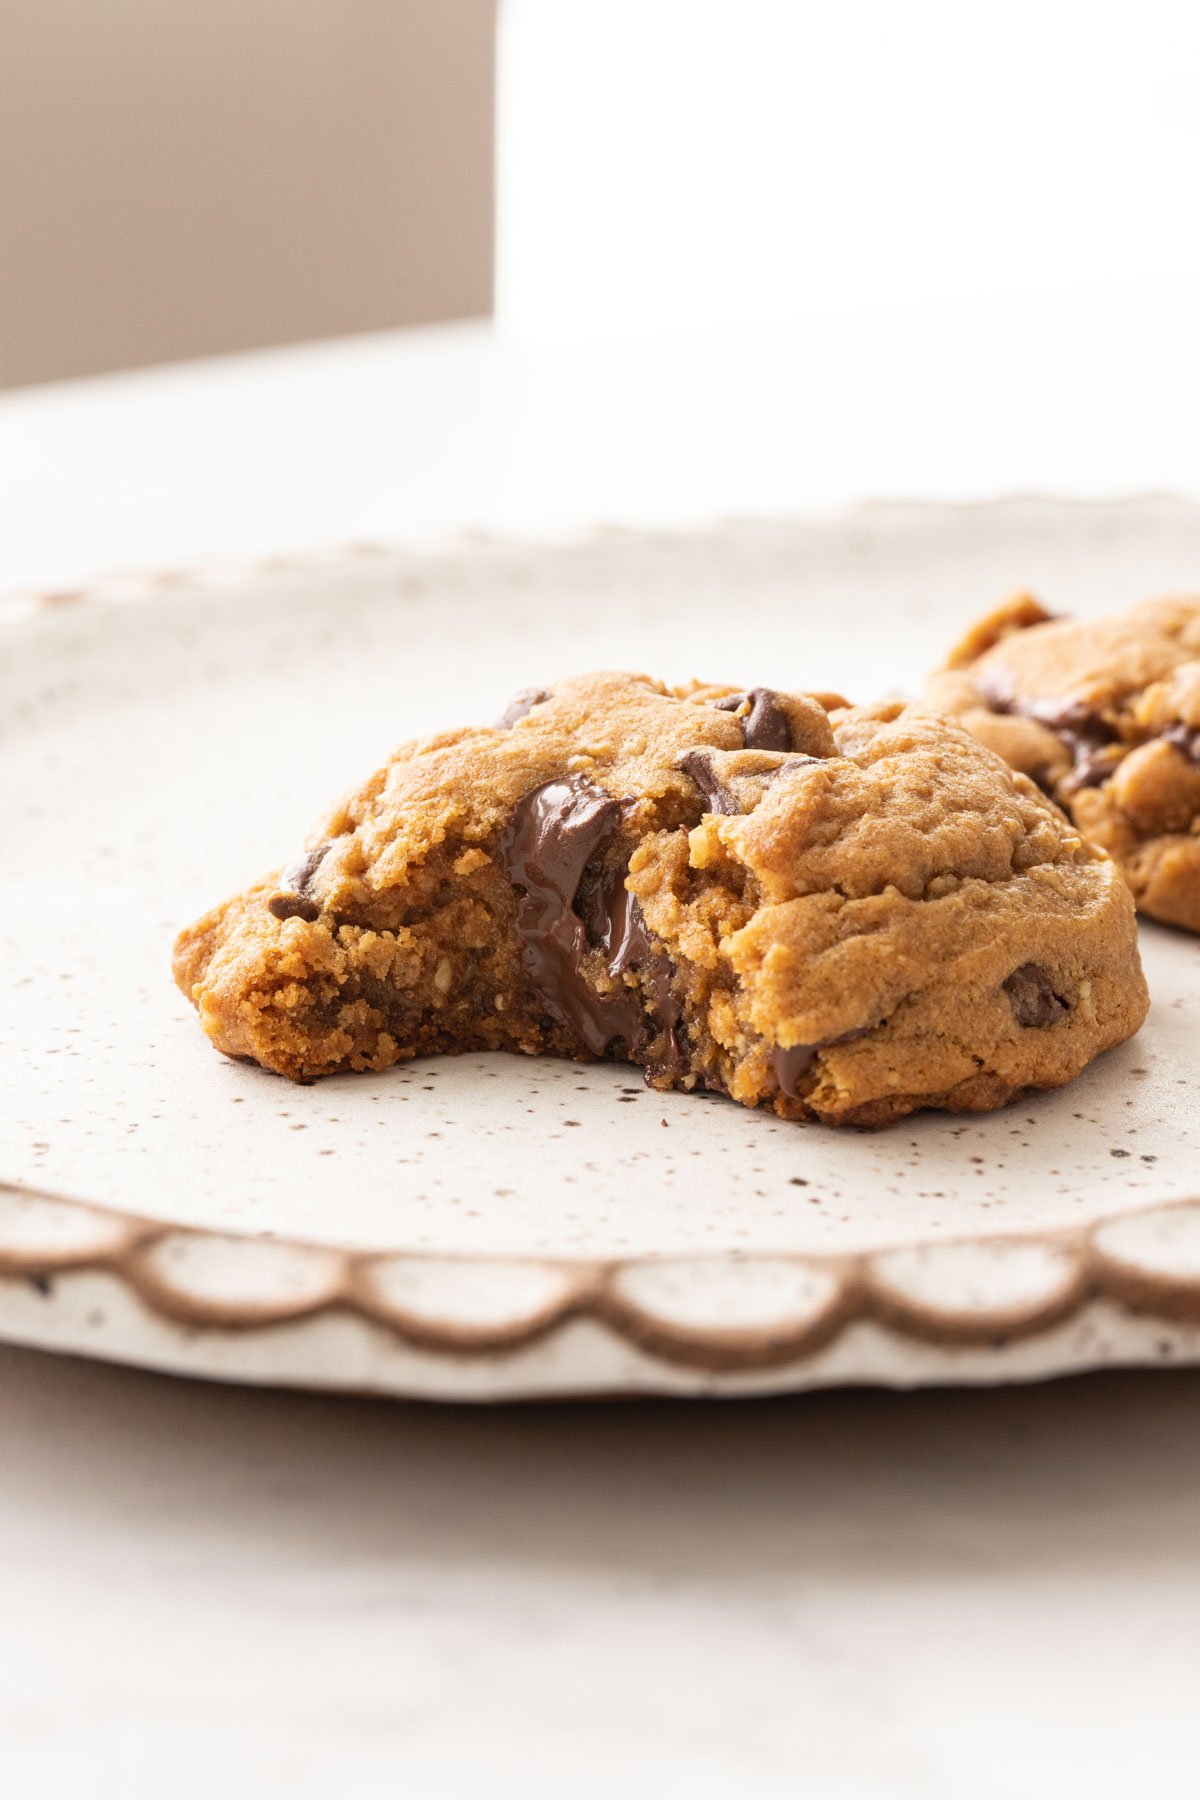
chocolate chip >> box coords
[991,699,1200,782]
[1164,722,1200,764]
[716,687,793,752]
[1029,701,1123,792]
[772,1027,870,1098]
[1003,963,1070,1028]
[772,1042,819,1097]
[677,748,740,815]
[1065,749,1121,792]
[267,841,330,922]
[284,843,330,894]
[501,777,685,1074]
[981,684,1122,786]
[268,895,320,923]
[602,876,685,1078]
[1031,698,1113,739]
[681,747,820,816]
[496,688,550,729]
[500,777,647,1057]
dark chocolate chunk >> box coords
[501,775,685,1073]
[602,877,685,1078]
[500,777,645,1056]
[1164,722,1200,764]
[267,894,321,923]
[716,687,794,752]
[496,688,550,729]
[267,841,330,922]
[1030,698,1114,739]
[679,747,820,819]
[1064,749,1122,792]
[1034,702,1123,793]
[1003,962,1070,1029]
[677,748,740,815]
[686,689,826,813]
[980,683,1122,787]
[771,1042,819,1098]
[283,842,331,895]
[772,1025,872,1098]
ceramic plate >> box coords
[4,499,1200,1399]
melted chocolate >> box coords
[1003,963,1070,1028]
[716,687,793,752]
[496,688,551,729]
[602,878,685,1077]
[267,841,330,923]
[500,777,682,1069]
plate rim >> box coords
[2,1175,1200,1373]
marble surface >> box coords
[3,1342,1198,1796]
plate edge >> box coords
[2,1177,1199,1374]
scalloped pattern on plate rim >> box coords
[3,1178,1200,1373]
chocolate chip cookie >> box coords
[174,672,1147,1125]
[928,593,1200,932]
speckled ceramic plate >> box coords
[4,500,1200,1399]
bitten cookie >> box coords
[174,672,1147,1125]
[928,593,1200,932]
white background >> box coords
[498,0,1200,344]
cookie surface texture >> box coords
[928,594,1200,932]
[175,672,1148,1125]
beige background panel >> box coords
[0,0,495,387]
